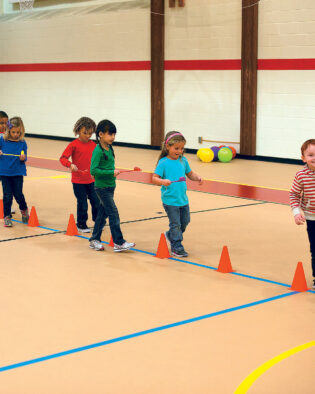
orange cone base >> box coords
[66,214,78,236]
[109,236,114,247]
[217,246,233,273]
[290,262,309,292]
[28,206,39,227]
[155,233,170,259]
[0,199,3,219]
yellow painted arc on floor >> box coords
[234,340,315,393]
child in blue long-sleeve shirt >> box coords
[0,117,28,227]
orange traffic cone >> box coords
[28,206,39,227]
[0,200,3,219]
[217,246,233,273]
[109,236,114,247]
[66,214,78,236]
[155,233,170,259]
[290,262,309,292]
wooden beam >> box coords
[169,0,175,7]
[240,0,259,155]
[151,0,165,146]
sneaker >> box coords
[89,240,104,251]
[171,249,188,258]
[114,241,135,252]
[21,209,29,224]
[4,216,13,227]
[11,209,15,214]
[312,280,315,290]
[77,226,91,233]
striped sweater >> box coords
[290,165,315,220]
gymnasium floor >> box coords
[0,137,314,394]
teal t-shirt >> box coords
[154,156,191,206]
[90,144,115,188]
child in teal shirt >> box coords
[153,131,203,257]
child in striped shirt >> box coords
[290,139,315,289]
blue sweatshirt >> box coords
[0,136,27,176]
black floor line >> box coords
[1,201,267,243]
[119,201,268,225]
[0,230,63,243]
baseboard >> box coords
[25,134,302,164]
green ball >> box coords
[218,147,233,163]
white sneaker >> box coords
[11,209,15,214]
[89,240,104,251]
[78,227,91,233]
[114,241,135,252]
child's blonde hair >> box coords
[4,117,25,141]
[157,131,186,162]
[73,117,96,135]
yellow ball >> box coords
[198,148,214,163]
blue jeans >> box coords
[306,220,315,278]
[72,183,99,228]
[1,176,27,217]
[163,204,190,251]
[90,186,125,245]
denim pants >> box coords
[163,204,190,251]
[1,175,27,217]
[306,220,315,278]
[72,183,99,228]
[90,186,125,245]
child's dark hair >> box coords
[4,117,25,141]
[157,131,186,162]
[73,117,96,135]
[95,119,116,159]
[0,111,8,119]
[301,139,315,156]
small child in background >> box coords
[60,117,99,233]
[0,117,28,227]
[153,131,203,257]
[0,111,8,135]
[290,139,315,290]
[89,119,135,252]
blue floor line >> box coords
[0,291,297,373]
[10,219,315,293]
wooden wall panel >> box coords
[240,0,259,155]
[151,0,165,146]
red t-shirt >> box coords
[60,139,96,184]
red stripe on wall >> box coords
[0,61,151,72]
[164,59,242,70]
[1,59,315,72]
[258,58,315,70]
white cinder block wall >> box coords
[0,0,241,150]
[0,0,314,159]
[0,1,151,143]
[257,0,315,159]
[165,0,241,151]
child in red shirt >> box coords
[60,117,99,233]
